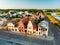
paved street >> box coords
[46,17,60,45]
[49,21,60,45]
[0,29,54,45]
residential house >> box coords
[0,18,7,26]
[8,10,16,17]
[25,11,29,15]
[27,21,33,34]
[29,16,38,33]
[22,13,26,18]
[17,11,23,15]
[7,23,19,32]
[33,23,38,33]
[18,21,25,33]
[37,20,48,36]
[16,12,23,18]
[0,21,4,26]
[21,17,29,28]
[0,18,8,29]
[0,21,4,29]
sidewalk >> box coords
[0,30,54,45]
[0,36,41,45]
[3,30,54,41]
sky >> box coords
[0,0,60,9]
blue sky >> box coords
[0,0,60,9]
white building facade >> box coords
[27,21,33,34]
[38,20,49,36]
[7,23,19,33]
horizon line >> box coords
[0,8,60,9]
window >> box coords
[15,29,17,31]
[39,28,42,30]
[8,29,10,31]
[45,29,47,31]
[43,28,47,31]
[22,30,23,32]
[25,30,27,32]
[28,27,32,29]
[12,29,14,31]
[39,29,40,30]
[22,27,23,28]
[39,32,40,34]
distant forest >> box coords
[0,9,60,13]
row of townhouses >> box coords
[0,10,49,36]
[7,20,48,36]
